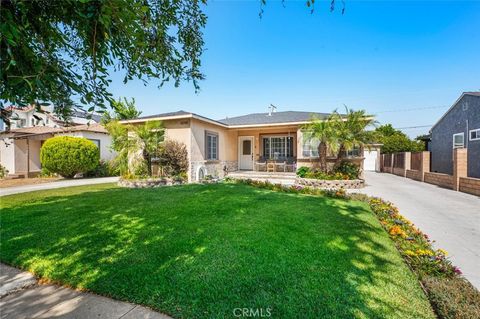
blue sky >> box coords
[109,0,480,137]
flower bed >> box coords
[224,178,349,199]
[356,196,480,318]
[118,177,185,188]
[295,177,364,189]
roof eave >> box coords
[430,92,479,132]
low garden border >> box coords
[295,177,364,189]
[118,177,185,188]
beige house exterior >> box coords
[0,124,114,178]
[123,111,380,182]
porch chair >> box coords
[255,160,267,171]
[266,161,275,172]
[285,161,296,173]
[275,161,287,172]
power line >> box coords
[395,125,433,130]
[376,105,449,114]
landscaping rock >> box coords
[295,177,365,189]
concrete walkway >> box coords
[354,171,480,289]
[0,263,171,319]
[0,177,119,197]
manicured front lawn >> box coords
[0,183,434,318]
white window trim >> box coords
[205,131,219,160]
[262,135,294,159]
[452,132,464,149]
[302,138,320,158]
[469,128,480,141]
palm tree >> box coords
[106,120,164,176]
[302,115,339,172]
[332,107,377,166]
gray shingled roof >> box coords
[218,111,331,126]
[465,92,480,97]
[135,110,191,120]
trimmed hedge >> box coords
[40,136,99,178]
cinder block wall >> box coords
[423,172,454,189]
[459,177,480,196]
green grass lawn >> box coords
[0,183,434,318]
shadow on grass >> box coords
[0,183,434,318]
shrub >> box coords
[0,164,8,179]
[296,166,310,178]
[40,136,99,178]
[423,276,480,319]
[39,167,56,177]
[334,161,361,179]
[85,160,120,177]
[158,140,188,176]
[304,170,348,180]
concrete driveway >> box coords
[355,172,480,289]
[0,177,119,197]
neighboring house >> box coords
[4,105,101,130]
[430,92,480,178]
[123,110,380,182]
[0,124,114,178]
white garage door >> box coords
[363,150,378,171]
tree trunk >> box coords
[336,144,345,167]
[143,149,152,176]
[318,142,327,172]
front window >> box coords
[346,147,361,157]
[206,132,218,160]
[302,138,319,157]
[453,133,464,149]
[88,139,100,148]
[262,136,294,159]
[470,128,480,141]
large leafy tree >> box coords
[101,97,142,123]
[373,124,424,154]
[1,0,206,127]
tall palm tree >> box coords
[302,115,339,172]
[332,107,377,166]
[106,120,164,176]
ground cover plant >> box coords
[0,183,435,318]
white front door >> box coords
[238,136,254,170]
[363,150,378,171]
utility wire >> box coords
[395,125,433,130]
[376,105,448,114]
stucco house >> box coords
[4,105,101,130]
[0,124,114,178]
[429,92,480,178]
[123,110,380,182]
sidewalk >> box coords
[0,177,119,197]
[0,263,171,319]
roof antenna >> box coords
[268,104,277,116]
